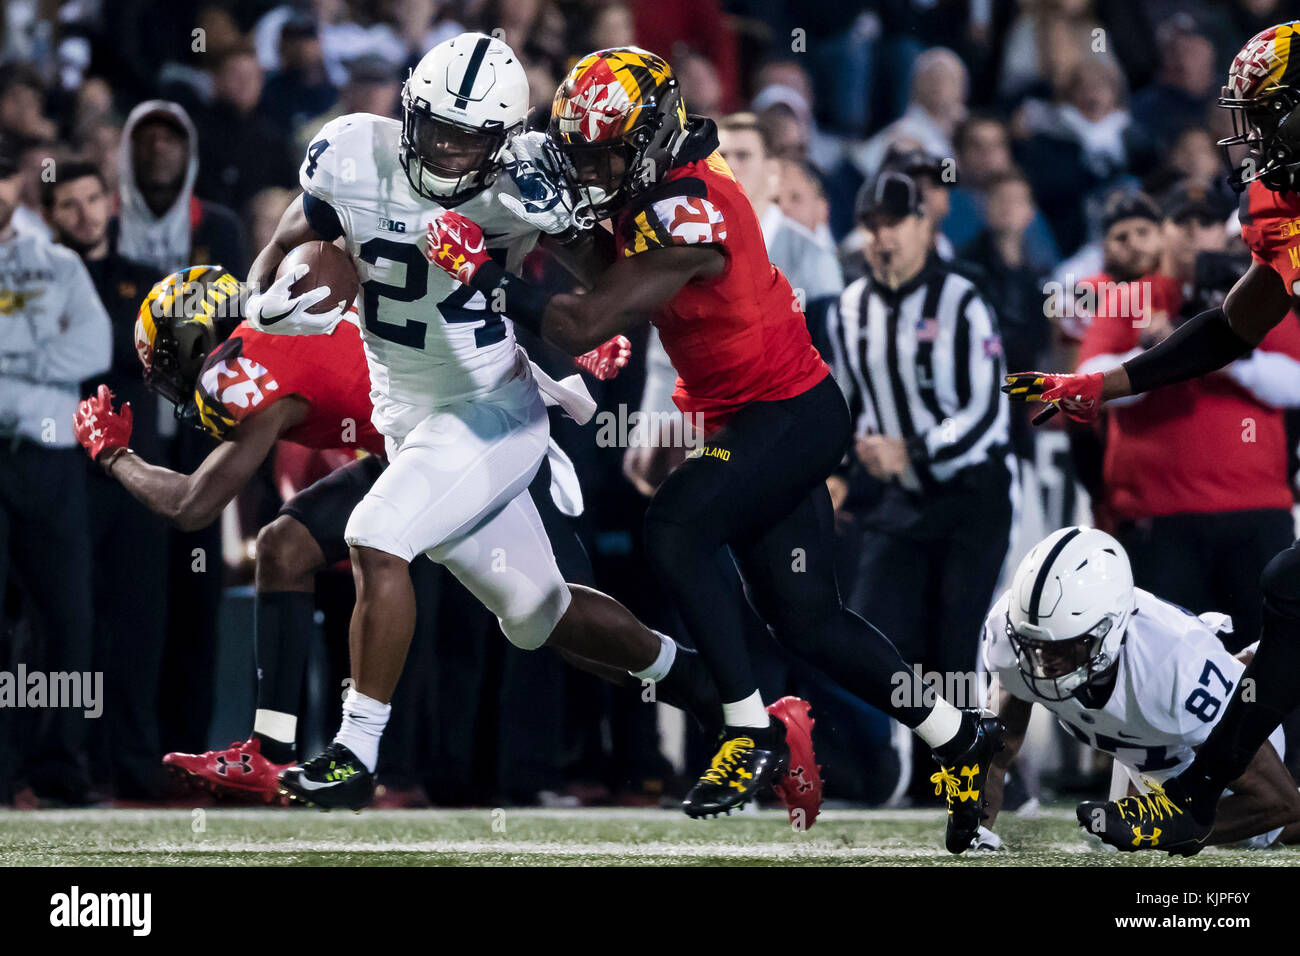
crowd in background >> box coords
[4,0,1300,810]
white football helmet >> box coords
[400,33,529,204]
[1005,526,1135,701]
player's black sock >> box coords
[252,732,296,766]
[931,711,978,764]
[656,645,722,732]
[253,590,316,762]
[723,719,778,750]
[1182,598,1300,819]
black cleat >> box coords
[682,726,786,819]
[1077,775,1212,856]
[930,713,1004,854]
[277,742,375,811]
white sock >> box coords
[333,688,391,773]
[253,708,296,745]
[721,689,768,729]
[629,631,677,683]
[914,697,963,750]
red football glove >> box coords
[575,335,631,381]
[425,211,491,286]
[74,384,133,462]
[1002,371,1104,423]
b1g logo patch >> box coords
[379,218,407,233]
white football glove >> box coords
[245,263,345,336]
[499,133,580,237]
[969,825,1003,852]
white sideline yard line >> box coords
[87,839,1097,859]
[0,807,1078,823]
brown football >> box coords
[276,240,360,314]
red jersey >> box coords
[194,316,384,456]
[1078,271,1300,521]
[1240,178,1300,290]
[613,124,829,433]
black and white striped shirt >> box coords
[830,258,1009,490]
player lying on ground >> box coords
[242,33,819,820]
[1003,20,1300,854]
[424,45,999,849]
[978,527,1300,853]
[73,265,726,805]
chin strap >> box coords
[571,198,598,231]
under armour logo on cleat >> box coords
[215,753,253,776]
[789,766,815,794]
[1132,828,1162,846]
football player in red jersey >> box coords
[74,266,712,805]
[1004,21,1300,854]
[74,266,383,800]
[426,47,1000,847]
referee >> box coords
[829,169,1013,729]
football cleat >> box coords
[277,742,375,811]
[682,726,786,819]
[930,712,1004,854]
[1076,776,1212,856]
[766,696,823,830]
[163,737,291,803]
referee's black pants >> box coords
[0,444,95,801]
[847,460,1013,699]
[643,375,932,725]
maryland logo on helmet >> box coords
[1219,21,1300,189]
[548,47,689,220]
[552,48,676,144]
[1223,22,1299,103]
[134,265,240,412]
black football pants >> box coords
[643,375,933,726]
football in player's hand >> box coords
[276,241,359,314]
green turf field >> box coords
[0,806,1296,865]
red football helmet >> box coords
[1219,21,1300,191]
[547,47,689,222]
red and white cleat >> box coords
[767,696,823,830]
[163,737,292,803]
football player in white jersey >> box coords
[237,33,817,814]
[979,527,1300,852]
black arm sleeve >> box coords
[468,260,553,338]
[543,226,616,288]
[1121,307,1254,395]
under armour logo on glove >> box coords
[425,211,491,286]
